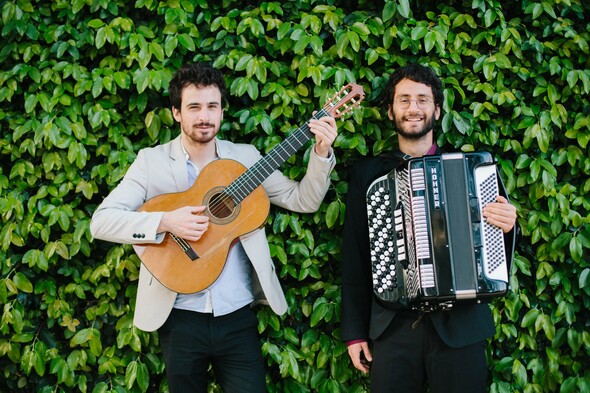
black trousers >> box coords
[370,312,487,393]
[158,306,266,393]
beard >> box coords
[393,111,436,141]
[182,122,218,144]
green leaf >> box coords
[579,268,590,289]
[569,236,583,262]
[383,2,397,21]
[521,308,539,328]
[178,33,195,51]
[13,272,33,293]
[125,361,139,390]
[398,0,411,18]
[325,201,339,228]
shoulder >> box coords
[137,137,179,157]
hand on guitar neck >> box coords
[158,205,210,242]
[308,115,337,158]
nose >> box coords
[197,109,209,122]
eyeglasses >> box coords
[394,97,434,110]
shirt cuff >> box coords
[313,146,335,162]
[346,339,366,346]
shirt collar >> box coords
[425,143,438,156]
[180,136,221,163]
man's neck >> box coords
[182,138,218,169]
[398,135,435,158]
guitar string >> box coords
[206,91,358,218]
[205,124,310,218]
[169,89,359,253]
[205,96,359,218]
[206,109,329,218]
[172,90,360,253]
[209,89,359,209]
[207,119,315,216]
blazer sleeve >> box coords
[90,148,166,245]
[262,146,336,213]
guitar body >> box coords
[137,159,270,294]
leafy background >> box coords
[1,0,589,392]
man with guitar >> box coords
[340,64,518,392]
[90,62,341,392]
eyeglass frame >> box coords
[393,95,435,110]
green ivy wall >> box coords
[1,0,589,392]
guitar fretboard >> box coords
[226,108,329,203]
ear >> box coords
[434,105,441,120]
[172,106,181,122]
[387,106,394,121]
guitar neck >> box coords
[226,108,329,204]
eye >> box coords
[419,98,431,105]
[398,98,410,104]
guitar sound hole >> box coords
[209,192,234,219]
[205,187,240,224]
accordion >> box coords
[366,152,512,311]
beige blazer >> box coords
[90,136,335,331]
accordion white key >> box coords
[366,152,512,311]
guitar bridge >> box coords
[170,233,199,261]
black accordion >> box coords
[366,152,513,311]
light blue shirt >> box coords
[173,140,254,316]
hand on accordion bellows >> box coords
[482,196,517,233]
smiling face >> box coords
[388,78,441,141]
[172,84,223,146]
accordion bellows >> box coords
[366,152,512,311]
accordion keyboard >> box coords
[367,178,397,294]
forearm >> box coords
[90,206,164,244]
[265,147,335,212]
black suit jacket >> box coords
[340,151,501,348]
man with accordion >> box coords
[340,64,518,393]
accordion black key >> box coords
[366,152,512,311]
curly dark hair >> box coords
[381,64,443,112]
[168,62,227,110]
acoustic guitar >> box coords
[137,83,365,293]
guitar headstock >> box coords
[323,83,365,119]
